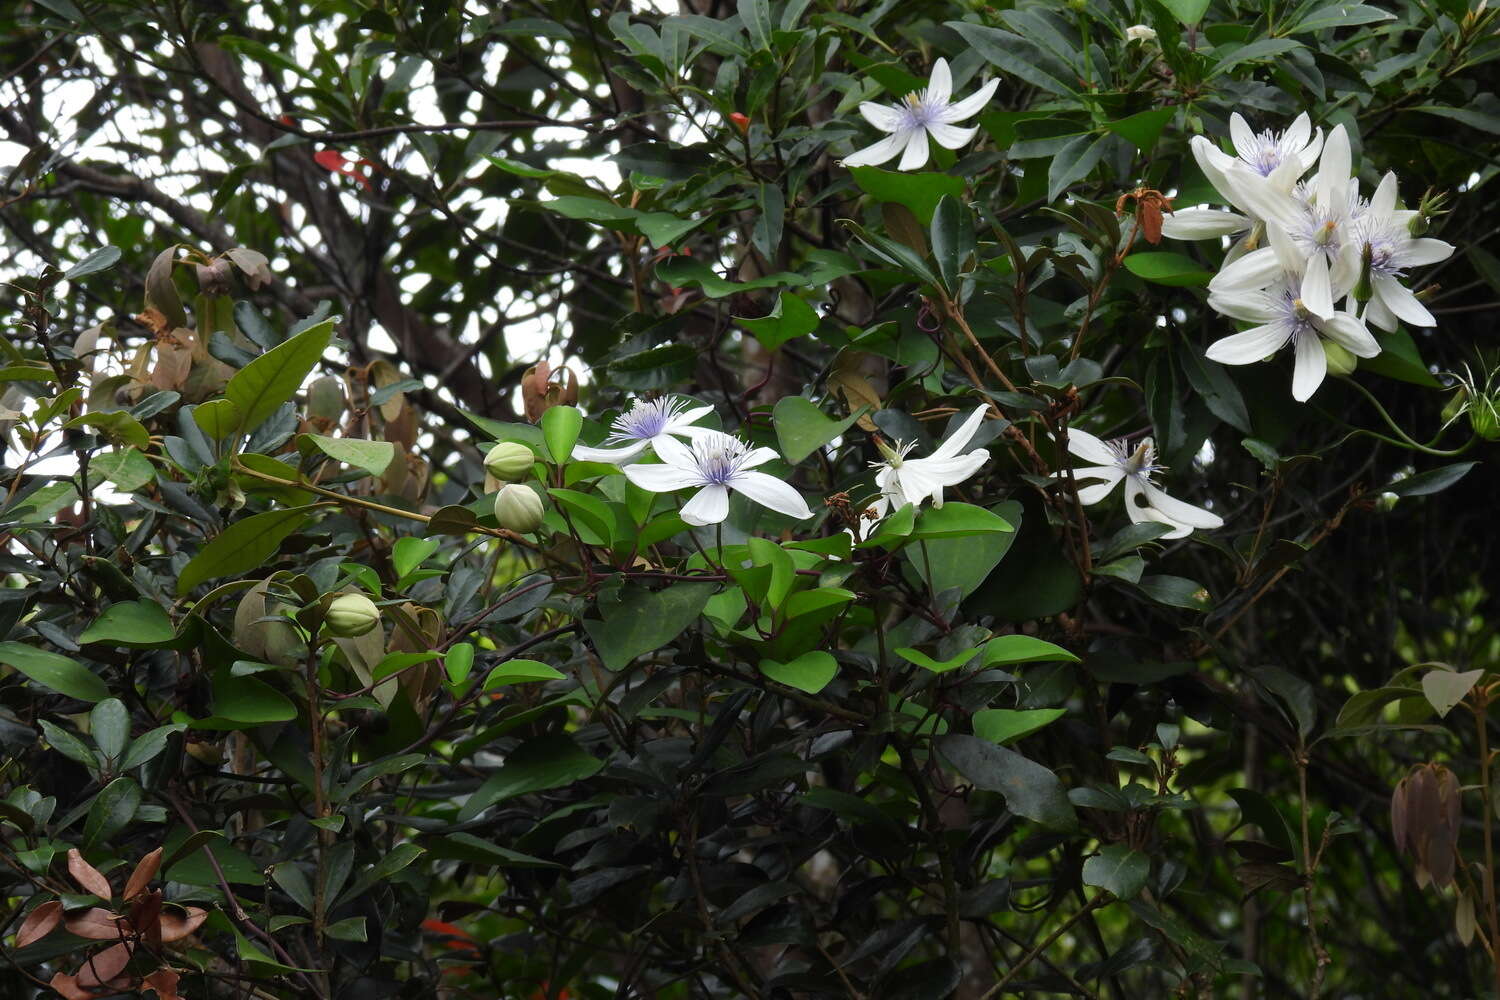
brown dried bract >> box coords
[1391,762,1462,888]
[1116,187,1175,245]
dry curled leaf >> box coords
[48,972,97,1000]
[64,907,124,941]
[16,899,62,948]
[123,848,163,903]
[67,849,112,899]
[157,905,208,944]
[143,967,181,1000]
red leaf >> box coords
[123,848,163,902]
[75,941,133,988]
[16,899,62,947]
[67,850,112,900]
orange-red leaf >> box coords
[157,906,208,943]
[144,967,181,1000]
[48,972,97,1000]
[16,899,62,947]
[123,848,162,902]
[67,850,111,899]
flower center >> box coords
[692,435,751,485]
[901,91,938,128]
[611,398,685,443]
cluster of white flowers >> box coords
[578,400,1221,540]
[1165,114,1454,401]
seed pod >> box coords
[306,375,346,424]
[494,483,545,533]
[484,442,535,482]
[324,593,381,638]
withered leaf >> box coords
[64,907,124,941]
[16,899,62,947]
[67,849,112,899]
[123,848,163,902]
[158,905,208,943]
[48,972,97,1000]
[75,940,133,988]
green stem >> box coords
[1338,376,1474,456]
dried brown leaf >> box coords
[157,906,208,944]
[64,908,124,941]
[16,899,62,947]
[75,941,133,988]
[67,849,112,899]
[123,848,163,902]
[47,972,97,1000]
[144,967,181,1000]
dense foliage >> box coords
[2,0,1500,997]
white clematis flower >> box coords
[1350,171,1455,332]
[622,430,813,527]
[843,58,998,171]
[1228,112,1324,180]
[869,406,991,518]
[1205,224,1380,401]
[1064,431,1223,539]
[571,397,714,465]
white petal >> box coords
[893,464,941,508]
[1225,165,1300,227]
[843,130,911,168]
[1400,238,1455,267]
[1065,429,1119,466]
[680,484,730,525]
[897,128,930,171]
[572,440,649,464]
[1296,128,1324,174]
[652,433,695,467]
[1210,246,1281,294]
[1316,124,1350,213]
[909,450,988,488]
[664,404,716,433]
[1160,207,1248,240]
[1374,275,1436,327]
[1300,251,1334,319]
[926,121,978,150]
[858,101,905,133]
[1362,293,1397,333]
[1285,113,1312,154]
[1318,312,1380,358]
[738,445,780,470]
[732,471,813,519]
[1074,470,1124,505]
[928,406,989,459]
[1329,241,1360,296]
[1206,323,1292,365]
[926,58,952,107]
[1266,223,1305,278]
[623,461,704,493]
[1370,171,1399,219]
[1291,331,1328,401]
[1229,113,1256,161]
[1141,481,1223,529]
[1207,290,1278,323]
[938,77,999,123]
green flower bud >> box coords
[484,442,535,482]
[1324,342,1358,377]
[1352,243,1374,303]
[233,580,304,666]
[324,593,381,638]
[494,483,545,533]
[1441,387,1469,426]
[1471,399,1500,441]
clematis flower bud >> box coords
[484,442,535,482]
[1324,342,1358,377]
[306,375,346,423]
[1352,242,1374,303]
[324,593,381,638]
[1125,24,1157,42]
[494,484,545,533]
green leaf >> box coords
[1386,462,1476,498]
[0,642,109,701]
[392,536,440,580]
[1135,575,1212,611]
[325,917,367,942]
[335,842,426,906]
[936,734,1078,831]
[272,863,314,912]
[91,448,155,491]
[1421,667,1483,718]
[1123,252,1213,287]
[656,256,803,298]
[424,832,563,869]
[582,581,716,670]
[1360,327,1441,387]
[483,658,566,689]
[84,776,140,847]
[542,404,584,464]
[1105,108,1177,153]
[39,719,97,768]
[973,708,1066,744]
[896,646,979,674]
[849,166,966,223]
[78,600,175,648]
[224,318,335,434]
[910,502,1012,540]
[1082,845,1149,899]
[1158,0,1210,23]
[192,398,242,440]
[456,733,603,822]
[946,21,1075,96]
[300,434,395,477]
[759,651,838,693]
[771,396,864,463]
[177,506,314,595]
[336,753,427,802]
[63,246,121,281]
[929,194,972,291]
[208,669,297,724]
[1048,133,1109,202]
[118,723,185,771]
[90,698,130,760]
[1292,3,1394,33]
[1209,38,1304,78]
[445,643,476,685]
[981,634,1079,666]
[737,291,819,350]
